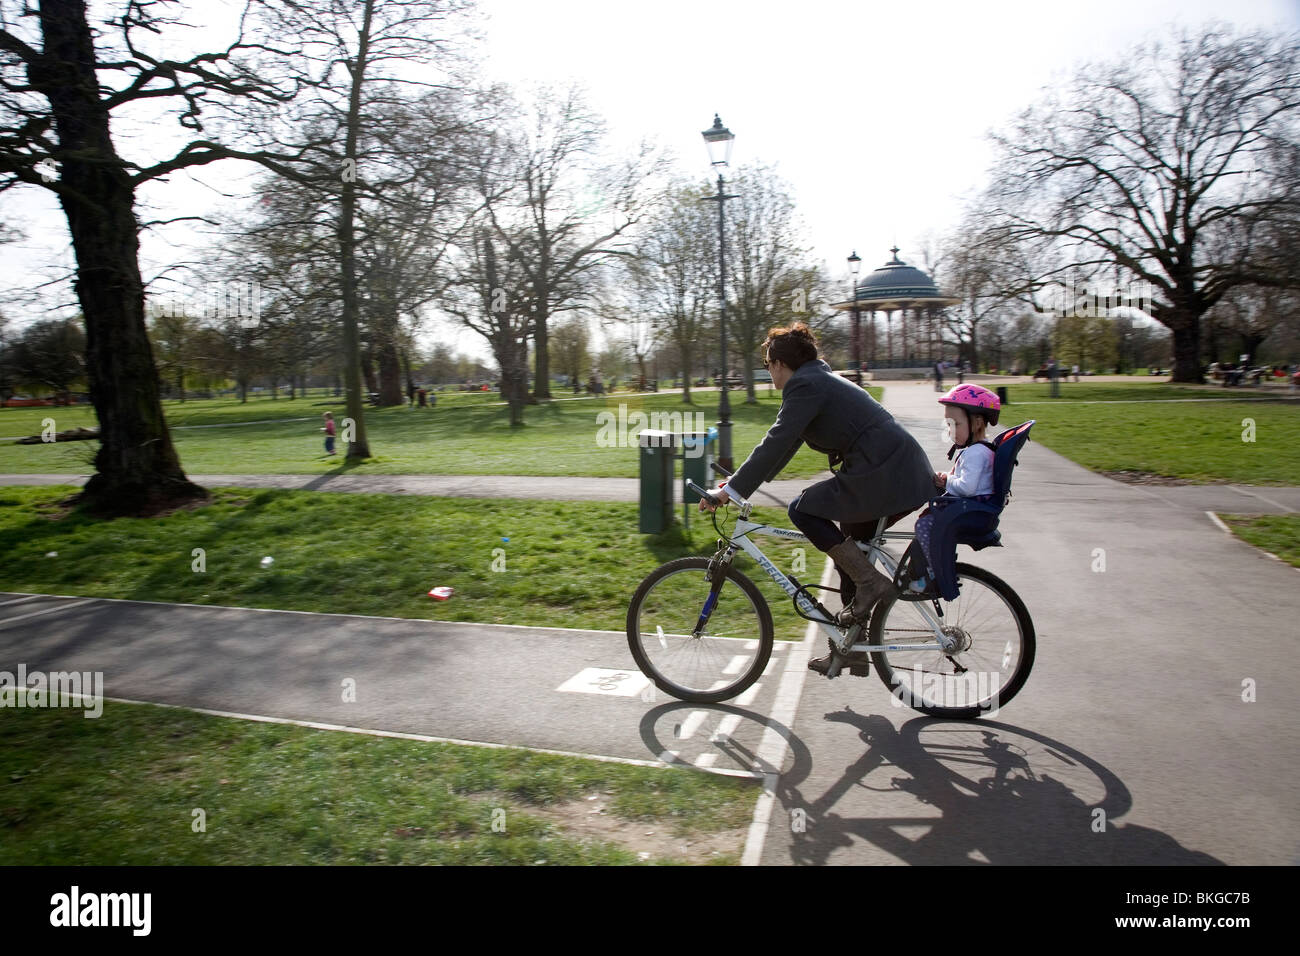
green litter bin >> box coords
[638,429,677,533]
[680,426,719,505]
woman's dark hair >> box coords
[763,322,818,370]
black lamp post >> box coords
[701,114,737,471]
[847,250,862,385]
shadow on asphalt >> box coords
[637,701,812,778]
[772,710,1223,865]
[301,457,369,492]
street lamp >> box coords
[701,114,738,470]
[847,250,862,385]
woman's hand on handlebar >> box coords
[698,486,731,512]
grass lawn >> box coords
[1220,514,1300,568]
[0,487,822,642]
[0,700,759,865]
[0,387,882,480]
[994,383,1300,484]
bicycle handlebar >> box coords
[688,479,750,510]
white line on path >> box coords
[741,556,831,866]
[0,591,629,637]
[0,598,96,629]
[1228,485,1296,513]
[676,710,708,740]
[1206,510,1300,573]
[1205,511,1232,534]
[710,713,743,743]
[70,693,764,776]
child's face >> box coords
[944,407,969,446]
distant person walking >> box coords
[934,359,945,392]
[321,412,336,456]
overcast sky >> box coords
[2,0,1297,359]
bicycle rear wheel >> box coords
[867,562,1034,719]
[627,557,774,704]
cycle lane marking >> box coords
[675,710,709,740]
[555,667,651,697]
[741,555,831,866]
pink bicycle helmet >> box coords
[939,383,1000,426]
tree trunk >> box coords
[32,0,205,515]
[360,348,378,400]
[376,330,404,406]
[532,306,551,401]
[336,0,375,458]
[1171,321,1202,383]
[400,347,414,402]
[498,336,527,426]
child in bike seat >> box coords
[906,384,1002,596]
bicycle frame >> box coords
[691,481,957,658]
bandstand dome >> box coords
[841,247,959,310]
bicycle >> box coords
[625,469,1035,719]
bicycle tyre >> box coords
[627,557,774,704]
[867,562,1034,719]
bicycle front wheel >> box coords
[627,557,774,704]
[868,562,1034,719]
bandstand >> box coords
[831,247,960,380]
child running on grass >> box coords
[321,412,336,456]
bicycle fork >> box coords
[694,544,736,637]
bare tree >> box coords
[444,226,532,425]
[984,25,1300,383]
[1206,284,1300,364]
[627,181,716,402]
[483,85,665,401]
[725,164,820,400]
[933,222,1047,369]
[242,0,477,452]
[0,0,308,513]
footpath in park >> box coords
[4,469,1299,515]
[1,381,1297,866]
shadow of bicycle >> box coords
[773,709,1223,865]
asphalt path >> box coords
[2,380,1297,866]
[760,383,1298,865]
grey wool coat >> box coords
[727,359,935,523]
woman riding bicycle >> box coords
[700,323,935,667]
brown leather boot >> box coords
[827,537,896,627]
